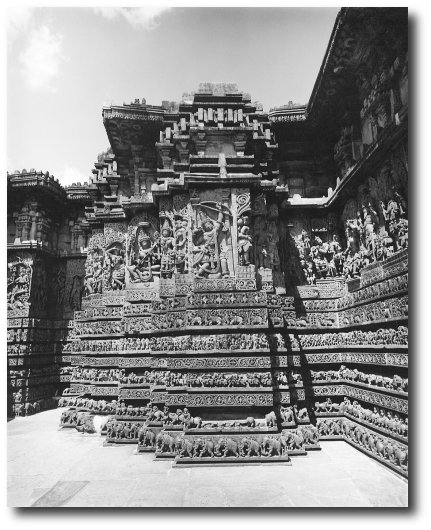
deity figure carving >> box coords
[69,274,85,311]
[56,267,67,306]
[237,216,253,266]
[127,223,160,282]
[361,203,379,259]
[174,218,189,273]
[380,189,408,252]
[192,202,230,278]
[84,248,104,295]
[253,216,269,269]
[29,260,47,313]
[267,221,281,271]
[7,258,32,312]
[104,244,126,290]
[345,218,361,256]
[159,219,176,278]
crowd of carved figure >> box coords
[84,246,126,295]
[292,190,408,285]
[314,398,408,438]
[295,231,345,285]
[310,365,408,392]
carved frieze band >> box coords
[165,393,274,407]
[337,273,408,310]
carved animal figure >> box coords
[215,437,240,457]
[299,425,319,446]
[262,437,283,457]
[185,416,203,429]
[280,406,295,424]
[389,446,408,471]
[138,427,156,447]
[265,411,277,427]
[245,417,256,428]
[240,437,261,457]
[317,420,330,436]
[193,437,215,457]
[329,419,342,435]
[146,408,165,423]
[283,430,304,451]
[156,432,176,453]
[177,438,194,458]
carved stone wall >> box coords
[7,8,408,475]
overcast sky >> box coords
[7,6,339,186]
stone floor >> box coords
[7,408,408,508]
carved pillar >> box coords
[28,204,38,241]
[50,222,60,251]
[13,214,23,244]
[76,231,86,251]
[37,218,50,247]
[70,226,78,251]
[21,215,32,242]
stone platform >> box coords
[8,409,407,507]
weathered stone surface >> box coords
[7,7,408,485]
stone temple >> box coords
[7,8,408,477]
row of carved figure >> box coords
[319,417,408,473]
[106,420,144,439]
[336,272,408,310]
[12,397,56,417]
[84,197,285,288]
[139,426,319,457]
[64,327,407,355]
[69,368,303,389]
[299,326,408,347]
[65,333,272,353]
[72,298,409,334]
[314,398,408,438]
[344,399,408,438]
[77,266,407,319]
[70,367,125,382]
[8,328,55,342]
[311,365,408,392]
[58,397,305,426]
[9,364,73,379]
[7,343,56,355]
[73,321,124,336]
[73,308,269,336]
[58,396,118,412]
[338,296,408,326]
